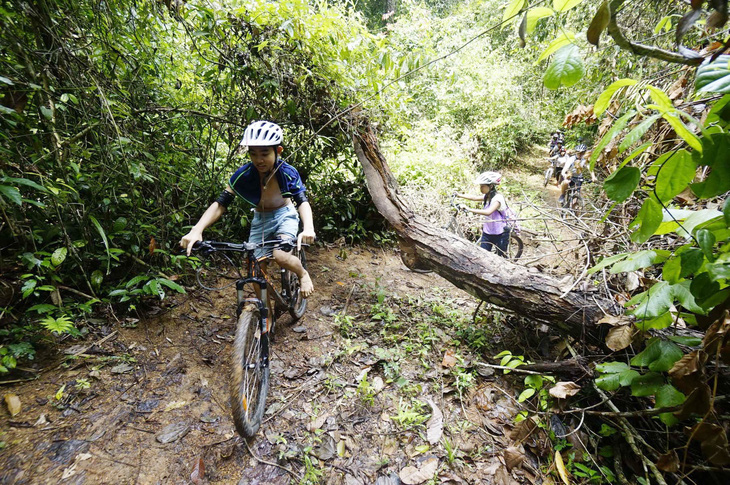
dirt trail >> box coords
[0,148,584,484]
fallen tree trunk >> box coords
[353,122,616,339]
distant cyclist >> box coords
[559,144,594,204]
[454,171,513,257]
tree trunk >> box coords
[353,121,615,340]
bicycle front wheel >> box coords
[230,305,270,438]
[287,248,308,320]
[543,167,553,187]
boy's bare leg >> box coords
[273,248,314,297]
[255,261,275,320]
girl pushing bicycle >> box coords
[454,171,515,258]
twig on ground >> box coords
[244,438,302,480]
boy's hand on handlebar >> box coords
[180,230,203,256]
[457,203,468,212]
[297,229,316,251]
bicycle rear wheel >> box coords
[230,304,270,438]
[287,248,308,320]
[507,234,523,262]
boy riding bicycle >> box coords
[179,120,315,298]
[558,144,595,204]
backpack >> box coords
[500,204,521,234]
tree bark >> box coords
[353,121,615,340]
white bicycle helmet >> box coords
[240,120,283,147]
[475,171,502,185]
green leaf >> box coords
[590,111,636,170]
[654,16,672,34]
[646,85,673,112]
[40,106,52,120]
[628,281,672,319]
[594,79,637,116]
[654,150,696,202]
[619,114,661,153]
[526,7,554,34]
[51,247,67,266]
[635,311,673,331]
[595,373,621,391]
[724,198,730,227]
[587,1,610,46]
[663,256,682,284]
[675,210,723,238]
[667,335,702,346]
[604,166,640,202]
[630,372,664,397]
[503,0,526,22]
[157,278,186,294]
[0,75,14,85]
[696,55,730,94]
[671,281,706,314]
[553,0,584,13]
[543,44,584,90]
[537,32,575,63]
[680,249,704,277]
[0,185,22,205]
[588,253,630,274]
[655,384,685,426]
[630,198,663,244]
[707,262,730,280]
[89,215,111,275]
[2,176,49,193]
[691,134,730,198]
[595,362,630,374]
[690,272,721,304]
[662,113,702,152]
[610,250,660,274]
[518,388,536,402]
[696,229,716,261]
[631,338,683,372]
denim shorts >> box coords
[248,204,300,259]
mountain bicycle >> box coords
[191,238,307,437]
[559,174,587,217]
[543,158,563,187]
[446,195,523,262]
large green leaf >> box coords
[630,372,664,397]
[503,0,527,22]
[604,166,640,202]
[671,281,706,314]
[662,113,702,152]
[610,250,660,274]
[588,252,630,274]
[654,150,696,202]
[628,281,672,319]
[691,133,730,198]
[675,209,723,238]
[630,197,663,243]
[537,32,575,63]
[655,384,685,426]
[543,44,584,90]
[696,55,730,94]
[630,338,683,372]
[619,114,661,153]
[680,248,704,278]
[553,0,584,13]
[0,185,22,205]
[594,79,637,116]
[526,7,554,34]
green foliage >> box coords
[39,315,76,335]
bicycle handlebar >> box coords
[192,238,307,256]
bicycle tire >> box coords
[543,167,553,187]
[287,248,308,320]
[508,234,523,262]
[230,305,270,438]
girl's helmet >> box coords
[475,171,502,185]
[240,121,283,147]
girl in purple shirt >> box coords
[455,171,510,257]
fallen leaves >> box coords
[156,422,190,444]
[4,393,21,416]
[399,456,439,484]
[554,449,571,484]
[548,382,581,399]
[425,400,443,445]
[605,325,634,351]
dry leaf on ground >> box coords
[549,382,581,399]
[605,325,633,351]
[554,450,570,485]
[4,394,21,416]
[399,456,439,484]
[426,400,443,445]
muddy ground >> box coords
[1,148,588,484]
